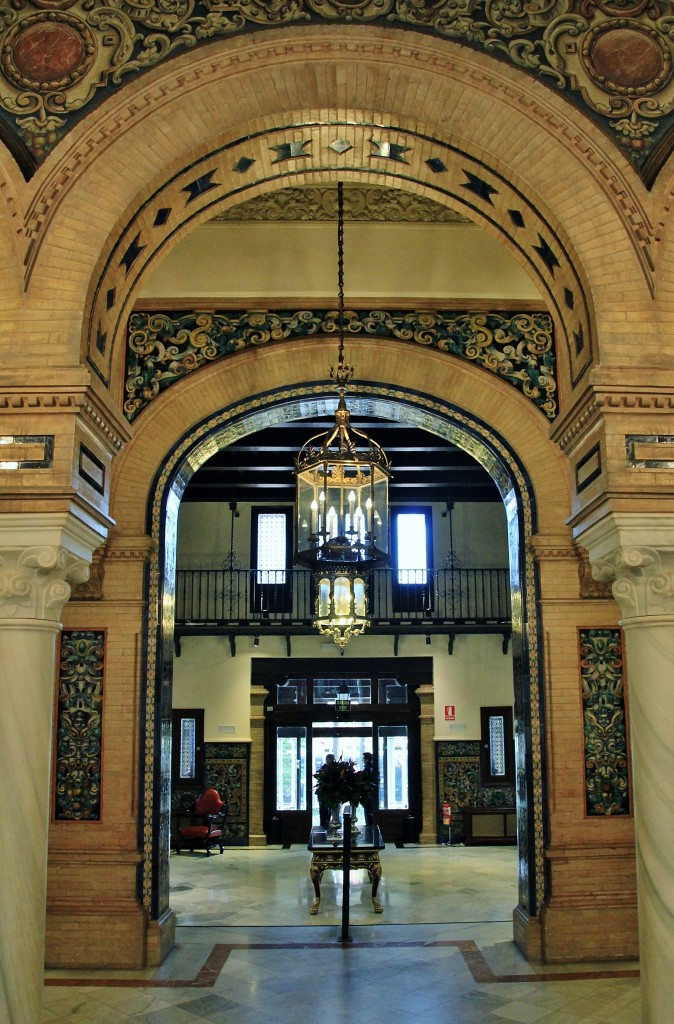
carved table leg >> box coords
[368,854,383,913]
[310,855,324,915]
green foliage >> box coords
[314,756,375,808]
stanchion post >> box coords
[340,805,352,943]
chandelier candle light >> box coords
[295,183,391,648]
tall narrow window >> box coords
[251,507,292,613]
[256,512,288,583]
[391,507,433,614]
[171,709,205,790]
[396,511,428,584]
[480,705,515,786]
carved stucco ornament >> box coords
[591,544,674,618]
[0,544,90,622]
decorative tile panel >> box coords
[2,3,674,178]
[125,308,557,422]
[171,742,249,846]
[436,740,516,843]
[579,627,630,817]
[0,435,53,470]
[626,434,674,469]
[54,629,105,821]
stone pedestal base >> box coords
[513,904,543,962]
[46,850,148,968]
[147,909,177,968]
[541,843,638,962]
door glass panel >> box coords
[313,679,372,704]
[276,726,306,810]
[378,678,408,704]
[311,724,373,823]
[378,725,409,809]
[276,679,307,705]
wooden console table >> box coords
[308,824,385,915]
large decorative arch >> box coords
[141,382,546,935]
[15,30,653,384]
[1,6,674,182]
[88,116,596,403]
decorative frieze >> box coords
[213,185,471,223]
[1,2,674,175]
[125,308,557,422]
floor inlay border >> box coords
[45,940,639,989]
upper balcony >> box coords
[174,565,511,656]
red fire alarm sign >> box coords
[444,705,456,721]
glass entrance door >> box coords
[311,723,373,825]
[262,661,422,845]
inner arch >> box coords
[144,383,545,942]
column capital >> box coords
[579,512,674,618]
[0,511,106,623]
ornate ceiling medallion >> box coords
[581,21,672,97]
[2,12,96,93]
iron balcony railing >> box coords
[175,566,511,632]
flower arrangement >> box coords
[314,756,374,809]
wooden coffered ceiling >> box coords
[182,416,500,506]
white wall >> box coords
[142,222,539,301]
[172,632,513,741]
[177,499,508,570]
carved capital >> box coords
[0,545,89,622]
[579,514,674,618]
[0,511,106,623]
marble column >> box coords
[581,513,674,1024]
[0,513,101,1024]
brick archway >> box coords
[143,382,547,951]
[12,29,651,390]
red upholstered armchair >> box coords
[176,788,228,855]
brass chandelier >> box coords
[295,183,391,649]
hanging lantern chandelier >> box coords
[295,183,392,649]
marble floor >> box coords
[44,844,641,1023]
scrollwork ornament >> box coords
[305,0,390,18]
[596,545,674,617]
[0,545,88,621]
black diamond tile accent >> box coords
[119,233,146,274]
[154,207,171,227]
[532,234,560,276]
[426,157,446,173]
[564,288,574,310]
[461,171,498,205]
[508,209,525,228]
[182,169,219,204]
[106,287,115,311]
[234,156,255,172]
